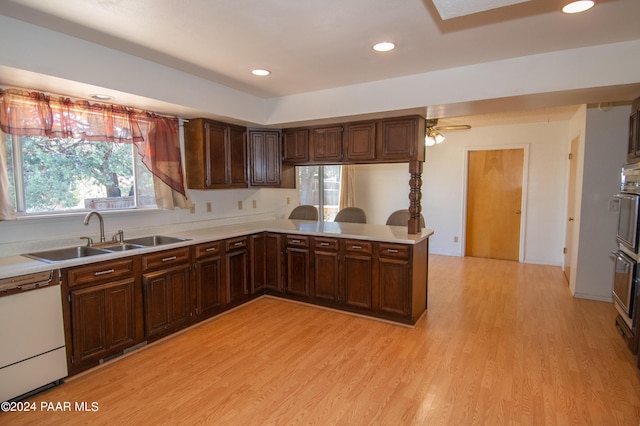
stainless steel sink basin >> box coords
[123,235,189,247]
[100,243,145,251]
[25,246,110,263]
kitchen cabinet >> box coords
[226,236,250,304]
[283,128,310,163]
[251,232,284,293]
[312,236,340,303]
[285,235,311,297]
[64,257,143,374]
[193,241,224,319]
[248,129,282,187]
[377,116,425,162]
[342,239,373,310]
[344,121,376,162]
[311,125,343,163]
[184,118,247,189]
[142,247,192,339]
[377,243,410,317]
[628,98,640,163]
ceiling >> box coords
[2,0,640,126]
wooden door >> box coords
[466,148,524,261]
[563,138,578,284]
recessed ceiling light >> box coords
[562,0,594,13]
[251,69,271,76]
[372,41,396,52]
[90,94,113,101]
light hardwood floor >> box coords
[3,255,640,425]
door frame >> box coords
[461,144,530,263]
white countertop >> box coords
[0,219,434,280]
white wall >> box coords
[354,119,571,266]
[573,105,629,301]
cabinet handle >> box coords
[94,269,115,276]
[162,256,177,262]
[387,249,399,253]
[291,239,301,244]
[351,245,362,249]
[233,242,244,247]
[205,247,218,252]
[320,242,330,246]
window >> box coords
[297,165,342,221]
[4,133,155,214]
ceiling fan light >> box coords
[562,1,594,14]
[425,128,445,146]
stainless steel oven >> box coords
[612,250,637,328]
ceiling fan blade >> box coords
[435,125,471,131]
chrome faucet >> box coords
[83,211,105,243]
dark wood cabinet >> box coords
[377,116,425,162]
[311,125,343,163]
[283,128,309,163]
[628,98,640,163]
[251,232,283,293]
[344,121,376,162]
[64,257,143,374]
[248,129,282,187]
[184,118,247,189]
[312,237,340,303]
[226,236,249,304]
[141,247,192,339]
[193,241,224,319]
[342,240,373,310]
[377,243,410,317]
[285,235,311,297]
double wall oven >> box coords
[613,163,640,351]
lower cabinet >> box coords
[342,240,373,310]
[377,243,410,317]
[193,241,224,319]
[141,247,192,339]
[251,232,283,293]
[63,257,143,374]
[226,236,249,304]
[312,237,340,303]
[285,235,311,297]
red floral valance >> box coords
[0,89,185,196]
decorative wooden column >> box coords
[408,159,423,234]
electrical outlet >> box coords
[252,200,257,209]
[286,197,290,205]
[189,204,196,214]
[238,201,243,210]
[206,202,212,213]
[454,236,459,243]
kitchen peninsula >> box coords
[0,219,433,376]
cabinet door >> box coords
[70,278,135,365]
[379,116,421,161]
[204,121,229,187]
[344,121,376,162]
[286,247,311,297]
[630,110,639,161]
[143,264,191,338]
[226,248,249,304]
[250,233,266,292]
[265,233,283,292]
[342,241,373,309]
[313,237,340,302]
[228,125,247,186]
[195,255,224,318]
[378,258,410,316]
[311,126,342,163]
[249,130,281,187]
[283,128,309,163]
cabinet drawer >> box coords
[314,237,339,251]
[378,243,409,260]
[344,240,372,254]
[287,235,309,247]
[194,241,222,259]
[226,236,248,251]
[142,247,191,270]
[68,258,135,287]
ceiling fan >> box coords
[425,118,471,146]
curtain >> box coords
[0,88,189,212]
[0,133,16,220]
[339,164,356,210]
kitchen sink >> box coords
[99,243,145,251]
[123,235,190,247]
[25,246,110,263]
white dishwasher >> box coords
[0,270,68,402]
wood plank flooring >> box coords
[2,255,640,425]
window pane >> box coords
[14,136,153,213]
[323,165,341,222]
[296,165,342,222]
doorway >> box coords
[563,137,579,284]
[465,148,526,261]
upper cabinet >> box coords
[311,125,343,163]
[248,129,281,187]
[184,118,247,189]
[344,121,376,162]
[378,116,425,162]
[629,98,640,164]
[282,128,310,163]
